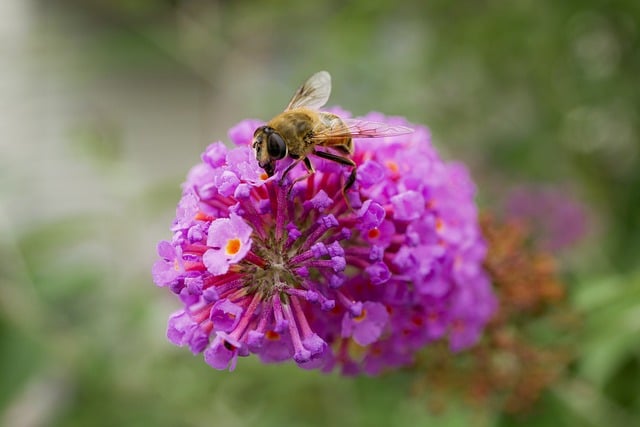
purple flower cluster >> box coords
[153,111,495,374]
[506,186,588,252]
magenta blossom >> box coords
[506,185,588,252]
[153,111,495,374]
[202,213,252,275]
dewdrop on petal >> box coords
[153,111,496,374]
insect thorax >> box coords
[269,110,317,157]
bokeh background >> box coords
[1,0,639,426]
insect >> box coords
[252,71,413,193]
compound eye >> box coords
[267,132,287,160]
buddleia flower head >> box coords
[153,111,495,374]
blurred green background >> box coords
[1,0,639,426]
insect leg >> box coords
[278,158,302,186]
[344,168,357,192]
[302,156,315,174]
[312,150,356,167]
[287,157,315,198]
[312,149,358,195]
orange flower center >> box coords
[225,238,242,256]
[367,228,381,239]
[411,315,424,327]
[194,211,215,221]
[265,330,280,341]
[385,160,399,174]
[354,309,367,322]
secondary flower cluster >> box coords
[415,215,575,414]
[153,111,495,374]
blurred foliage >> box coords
[1,0,639,426]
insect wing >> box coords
[309,118,414,141]
[285,71,332,111]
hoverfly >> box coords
[252,71,413,192]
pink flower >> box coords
[153,112,495,374]
[341,301,389,346]
[202,213,252,275]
